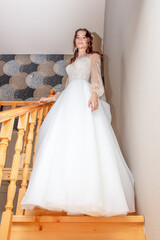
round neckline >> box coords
[66,54,92,67]
[76,54,91,61]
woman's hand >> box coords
[88,92,98,112]
[38,97,53,104]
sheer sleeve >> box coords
[52,76,69,101]
[90,53,104,97]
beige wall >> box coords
[0,0,105,54]
[103,0,160,239]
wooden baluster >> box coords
[19,114,30,168]
[0,114,28,240]
[48,90,55,111]
[16,110,37,215]
[43,105,49,120]
[22,118,29,154]
[32,107,43,165]
[0,118,15,186]
[11,103,17,109]
[48,102,54,111]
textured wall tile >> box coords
[15,55,32,65]
[0,54,66,100]
[3,60,21,76]
[0,84,15,100]
[9,72,28,90]
[0,61,5,76]
[37,61,55,77]
[0,54,104,101]
[33,85,53,100]
[53,60,68,76]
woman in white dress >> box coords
[20,28,136,217]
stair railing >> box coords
[0,98,54,240]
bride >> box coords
[20,28,135,217]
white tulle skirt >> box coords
[20,78,135,217]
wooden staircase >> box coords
[1,180,146,240]
[0,101,146,240]
[10,210,145,240]
[0,201,145,240]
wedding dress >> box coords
[20,53,135,217]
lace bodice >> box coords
[52,53,105,101]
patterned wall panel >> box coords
[0,54,72,101]
[0,54,104,101]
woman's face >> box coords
[75,30,89,50]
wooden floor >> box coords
[10,214,145,240]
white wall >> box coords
[103,0,160,239]
[0,0,105,54]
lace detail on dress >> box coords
[90,53,104,97]
[53,53,105,101]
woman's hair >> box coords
[69,28,103,64]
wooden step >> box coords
[24,207,68,216]
[10,215,145,240]
[24,207,136,216]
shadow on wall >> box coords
[92,32,103,54]
[119,0,144,144]
[103,54,121,136]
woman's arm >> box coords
[88,53,104,111]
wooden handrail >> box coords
[0,101,40,106]
[0,102,53,122]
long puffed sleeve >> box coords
[52,76,69,101]
[90,53,105,97]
